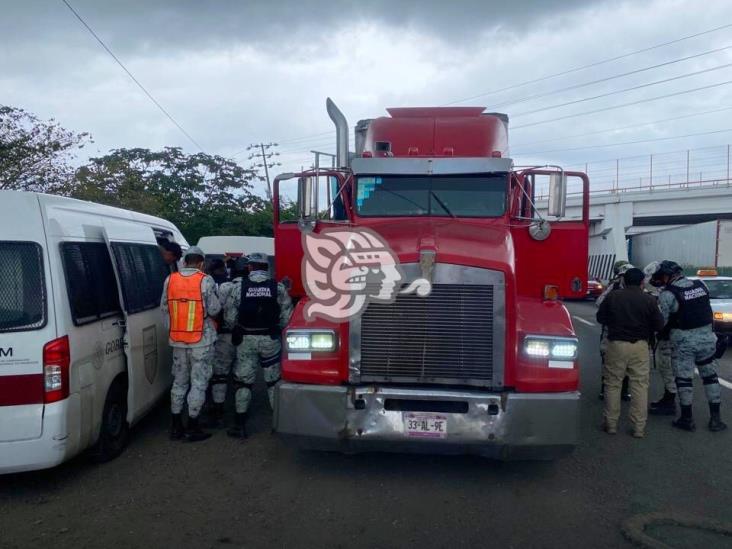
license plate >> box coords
[403,413,448,439]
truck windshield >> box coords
[703,279,732,299]
[0,242,46,332]
[355,174,507,217]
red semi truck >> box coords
[272,99,589,460]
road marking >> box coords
[695,368,732,390]
[572,316,596,327]
[719,377,732,390]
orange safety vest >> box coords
[167,271,206,344]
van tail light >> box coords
[43,336,70,403]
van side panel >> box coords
[0,193,55,443]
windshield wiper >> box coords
[430,191,456,218]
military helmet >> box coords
[657,260,683,277]
[615,261,635,276]
[613,260,630,276]
[246,252,269,264]
[232,256,249,275]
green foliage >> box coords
[60,147,274,243]
[0,105,91,191]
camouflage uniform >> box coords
[223,269,293,414]
[655,338,676,394]
[658,277,722,407]
[161,268,221,418]
[210,279,239,405]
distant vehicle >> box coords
[0,191,187,474]
[630,220,732,273]
[196,235,274,260]
[689,269,732,337]
[586,278,604,299]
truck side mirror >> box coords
[297,176,317,231]
[547,172,567,218]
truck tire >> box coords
[89,379,130,463]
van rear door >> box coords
[0,194,55,442]
[102,219,172,424]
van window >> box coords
[61,243,121,325]
[0,241,46,332]
[111,243,169,314]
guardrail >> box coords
[536,177,732,201]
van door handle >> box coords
[112,320,127,328]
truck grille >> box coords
[359,284,495,386]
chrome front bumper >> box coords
[273,383,579,460]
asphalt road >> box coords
[1,301,731,548]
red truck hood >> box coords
[362,218,514,273]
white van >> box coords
[0,191,187,474]
[196,235,273,260]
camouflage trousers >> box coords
[670,329,722,406]
[171,345,214,418]
[233,335,281,414]
[654,339,676,394]
[211,334,236,404]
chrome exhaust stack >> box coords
[326,97,349,169]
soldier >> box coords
[643,261,677,415]
[208,257,249,425]
[160,245,221,442]
[652,260,727,432]
[224,253,293,439]
[596,260,634,401]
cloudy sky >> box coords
[3,0,732,195]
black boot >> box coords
[207,403,225,427]
[621,377,631,402]
[709,403,728,432]
[649,390,676,415]
[170,413,184,440]
[185,416,212,442]
[672,404,696,432]
[227,413,248,439]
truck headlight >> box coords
[523,336,578,360]
[285,330,337,352]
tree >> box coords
[0,105,90,191]
[62,147,273,244]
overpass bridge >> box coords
[536,178,732,279]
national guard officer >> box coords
[208,257,248,425]
[643,261,677,415]
[652,260,727,432]
[160,246,221,442]
[223,253,293,439]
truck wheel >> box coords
[89,380,130,463]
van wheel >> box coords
[89,380,130,463]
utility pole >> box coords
[247,142,281,200]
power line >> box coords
[512,78,732,130]
[512,105,732,148]
[512,61,732,118]
[517,128,732,155]
[443,22,732,106]
[60,0,205,152]
[488,44,732,111]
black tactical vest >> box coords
[666,279,713,330]
[238,278,280,335]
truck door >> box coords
[102,219,172,425]
[274,171,350,298]
[511,170,590,299]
